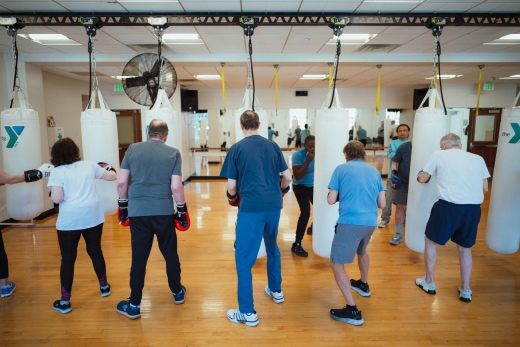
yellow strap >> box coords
[328,64,333,89]
[221,63,226,115]
[274,65,279,117]
[376,65,381,115]
[476,66,483,116]
[433,65,439,107]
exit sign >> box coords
[483,82,494,91]
[114,83,124,92]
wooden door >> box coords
[467,107,502,174]
[115,109,142,164]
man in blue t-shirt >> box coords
[220,110,292,327]
[291,135,315,257]
[327,141,386,326]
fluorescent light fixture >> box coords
[425,75,462,80]
[18,34,81,45]
[195,75,221,80]
[327,34,377,45]
[300,74,327,80]
[118,0,178,2]
[499,74,520,80]
[163,33,203,45]
[364,0,424,2]
[111,76,130,80]
[484,33,520,45]
[498,34,520,40]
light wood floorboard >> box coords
[1,177,519,346]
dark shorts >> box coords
[378,136,384,145]
[394,184,408,205]
[330,224,375,264]
[425,200,481,248]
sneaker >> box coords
[173,285,186,304]
[389,233,402,245]
[458,287,472,302]
[53,300,72,314]
[265,285,284,303]
[1,282,16,298]
[227,308,259,327]
[330,305,364,326]
[378,220,389,228]
[291,242,308,257]
[415,277,436,295]
[350,279,371,297]
[307,226,313,235]
[100,284,111,297]
[116,299,141,319]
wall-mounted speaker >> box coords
[413,88,429,110]
[295,90,308,97]
[181,89,198,112]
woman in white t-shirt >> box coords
[47,138,117,314]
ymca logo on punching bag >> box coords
[502,123,520,144]
[2,126,25,148]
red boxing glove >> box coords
[174,201,191,232]
[118,198,130,227]
[226,190,240,207]
[98,162,116,173]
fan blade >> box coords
[124,76,148,88]
[149,59,161,77]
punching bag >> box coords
[144,89,180,150]
[405,88,448,252]
[1,89,44,220]
[313,93,350,257]
[486,94,520,254]
[81,88,120,215]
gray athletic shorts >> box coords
[393,184,408,205]
[330,224,375,264]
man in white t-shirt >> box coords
[415,133,490,303]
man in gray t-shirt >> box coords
[115,119,190,319]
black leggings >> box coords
[57,223,107,301]
[293,184,314,244]
[0,231,8,279]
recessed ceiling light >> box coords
[118,0,178,2]
[195,75,221,80]
[499,74,520,79]
[327,34,377,45]
[18,34,81,45]
[484,33,520,45]
[364,0,424,2]
[425,75,462,80]
[300,74,327,80]
[163,33,203,45]
[498,34,520,40]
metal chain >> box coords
[430,34,440,89]
[89,34,99,90]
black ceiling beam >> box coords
[1,12,519,27]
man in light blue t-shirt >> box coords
[291,135,315,257]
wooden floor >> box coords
[1,174,519,346]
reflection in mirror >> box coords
[474,115,495,142]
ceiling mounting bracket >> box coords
[427,17,447,37]
[239,17,258,37]
[0,17,24,37]
[148,17,169,38]
[329,17,349,37]
[78,17,103,38]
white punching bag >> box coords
[1,89,44,220]
[405,88,448,252]
[81,89,119,215]
[233,107,268,258]
[313,93,350,257]
[486,96,520,254]
[144,89,180,150]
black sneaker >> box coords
[291,243,308,257]
[330,305,364,326]
[53,300,72,314]
[307,227,312,235]
[100,284,111,297]
[350,279,371,297]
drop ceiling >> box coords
[0,0,519,90]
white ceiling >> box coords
[0,0,519,91]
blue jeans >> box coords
[235,210,282,313]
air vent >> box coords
[295,90,308,97]
[355,44,400,53]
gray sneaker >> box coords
[389,233,402,245]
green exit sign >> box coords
[114,83,124,92]
[483,82,494,91]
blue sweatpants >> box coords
[235,210,282,313]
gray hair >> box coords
[440,133,462,148]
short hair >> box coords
[397,123,410,132]
[304,135,315,145]
[304,124,308,129]
[240,110,259,130]
[50,137,81,167]
[148,119,168,140]
[441,133,462,148]
[391,120,395,124]
[343,141,366,161]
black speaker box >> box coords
[413,88,429,110]
[181,89,198,112]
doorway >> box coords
[115,109,142,164]
[467,107,502,175]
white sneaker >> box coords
[378,220,389,228]
[458,287,472,302]
[265,285,284,303]
[227,308,259,327]
[415,276,436,294]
